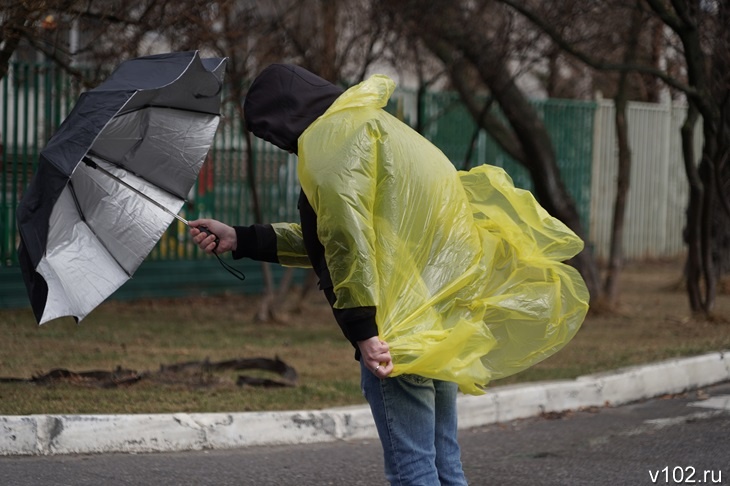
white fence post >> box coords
[589,99,697,261]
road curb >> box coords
[1,351,727,456]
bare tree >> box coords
[380,0,603,302]
[0,1,201,85]
[498,1,658,309]
[502,0,730,317]
[1,1,94,83]
[255,0,386,84]
[601,3,646,308]
[0,1,41,79]
[645,0,730,316]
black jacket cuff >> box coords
[232,224,279,263]
[332,305,379,344]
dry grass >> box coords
[0,258,728,415]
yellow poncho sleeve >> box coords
[298,120,380,308]
[270,222,311,268]
[298,75,589,395]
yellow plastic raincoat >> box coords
[275,74,589,395]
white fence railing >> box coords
[589,99,701,261]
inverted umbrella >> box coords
[16,51,227,324]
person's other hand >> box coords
[189,219,236,254]
[357,336,394,378]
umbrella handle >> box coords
[198,225,246,281]
[198,225,220,249]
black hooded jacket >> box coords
[232,64,379,356]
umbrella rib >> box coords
[67,180,132,278]
[81,156,189,226]
[116,103,220,118]
[85,151,188,203]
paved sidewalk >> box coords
[1,351,728,456]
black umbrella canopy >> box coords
[17,51,227,324]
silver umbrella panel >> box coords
[39,107,220,324]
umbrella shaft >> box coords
[81,156,189,226]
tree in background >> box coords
[645,0,730,317]
[495,0,729,317]
[379,0,603,303]
[495,0,661,310]
[0,1,192,85]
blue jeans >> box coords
[360,361,468,485]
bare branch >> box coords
[499,0,698,97]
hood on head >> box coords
[243,64,344,154]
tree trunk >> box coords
[681,105,705,312]
[603,99,630,305]
[603,2,644,307]
[699,145,718,313]
[0,6,27,81]
[319,0,338,82]
[665,0,720,317]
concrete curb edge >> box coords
[1,351,727,456]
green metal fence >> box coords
[418,90,595,228]
[0,61,595,309]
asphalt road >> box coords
[2,382,729,486]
